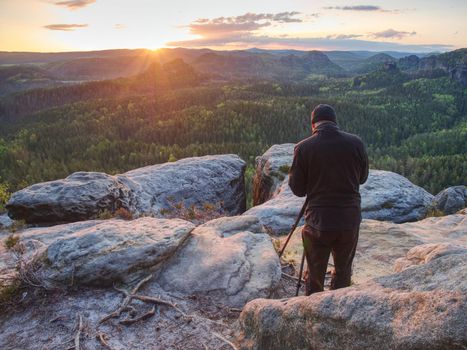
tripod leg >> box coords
[295,250,306,296]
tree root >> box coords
[100,274,187,325]
[99,274,153,324]
[96,332,116,350]
[120,305,156,325]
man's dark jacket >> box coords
[289,122,369,228]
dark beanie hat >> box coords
[311,104,337,124]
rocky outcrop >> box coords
[156,215,281,307]
[0,213,13,229]
[361,170,433,222]
[394,243,467,272]
[252,143,294,205]
[15,217,195,286]
[432,185,467,215]
[248,144,434,234]
[6,154,246,224]
[238,248,467,350]
[1,214,280,307]
[5,172,124,224]
[246,178,305,234]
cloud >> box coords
[324,5,399,13]
[327,34,363,40]
[53,0,96,9]
[43,24,88,31]
[184,12,304,40]
[371,29,416,39]
[168,12,447,53]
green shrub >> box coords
[0,183,10,213]
[279,164,290,174]
[4,234,19,249]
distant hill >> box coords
[397,48,467,86]
[0,65,59,96]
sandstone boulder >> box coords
[6,155,246,224]
[6,172,122,224]
[156,215,282,307]
[238,249,467,350]
[432,185,467,215]
[16,217,195,286]
[360,170,434,222]
[394,243,467,272]
[0,213,13,229]
[252,143,294,205]
[245,178,305,235]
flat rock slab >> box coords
[6,154,246,224]
[238,249,467,350]
[156,215,282,307]
[15,217,195,286]
[253,143,294,205]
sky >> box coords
[0,0,465,53]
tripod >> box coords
[278,197,309,296]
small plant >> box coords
[160,199,224,224]
[4,234,19,250]
[114,207,133,220]
[425,208,445,218]
[0,282,21,307]
[8,219,26,233]
[0,183,10,213]
[279,164,290,174]
[97,209,113,220]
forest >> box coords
[0,48,466,209]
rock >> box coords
[17,217,195,286]
[248,145,435,233]
[245,178,305,235]
[252,143,294,205]
[394,243,467,272]
[432,185,467,215]
[156,215,282,307]
[0,213,13,229]
[121,154,246,218]
[2,215,281,307]
[238,249,467,350]
[6,172,122,224]
[6,154,246,224]
[360,170,434,222]
[277,210,467,284]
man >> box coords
[289,104,368,295]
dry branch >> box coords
[96,332,116,350]
[120,305,156,325]
[74,313,83,350]
[100,274,153,323]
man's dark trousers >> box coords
[302,224,359,295]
